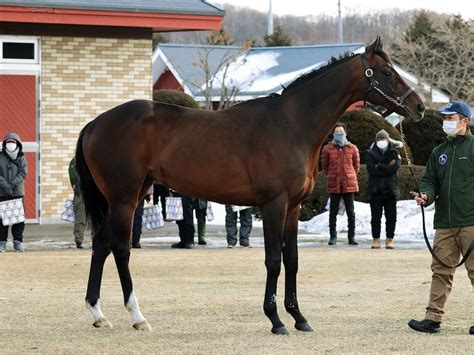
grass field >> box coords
[0,245,472,353]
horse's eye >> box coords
[383,69,392,76]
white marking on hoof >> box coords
[86,300,112,328]
[126,291,148,327]
[133,320,152,331]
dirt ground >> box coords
[0,224,472,353]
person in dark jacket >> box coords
[321,122,360,245]
[366,129,402,249]
[0,133,27,252]
[408,101,474,335]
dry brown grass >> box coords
[0,247,472,353]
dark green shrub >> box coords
[300,164,425,221]
[337,110,413,164]
[153,89,199,109]
[396,109,444,165]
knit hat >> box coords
[375,129,389,140]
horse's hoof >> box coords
[93,318,112,328]
[295,322,314,332]
[271,326,290,335]
[133,320,152,331]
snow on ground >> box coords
[299,200,435,241]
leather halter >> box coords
[360,53,414,118]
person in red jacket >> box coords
[321,122,360,245]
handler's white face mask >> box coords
[5,142,18,152]
[376,139,388,150]
[442,120,460,136]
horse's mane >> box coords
[281,52,357,94]
[281,49,391,95]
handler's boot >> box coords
[0,241,6,252]
[13,240,24,252]
[371,238,381,249]
[328,230,337,245]
[408,319,440,333]
[386,238,394,249]
[197,224,207,245]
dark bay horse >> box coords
[75,37,425,334]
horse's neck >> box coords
[281,55,364,149]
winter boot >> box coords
[348,230,358,245]
[371,238,381,249]
[386,238,394,249]
[408,319,440,334]
[328,230,337,245]
[13,240,24,252]
[197,224,207,245]
[0,241,6,252]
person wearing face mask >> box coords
[408,101,474,335]
[366,129,402,249]
[321,122,360,246]
[0,133,28,252]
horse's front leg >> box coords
[283,205,313,332]
[85,224,112,328]
[110,203,151,331]
[261,194,289,335]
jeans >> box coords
[225,205,253,246]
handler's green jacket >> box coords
[420,130,474,229]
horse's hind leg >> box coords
[86,224,112,328]
[283,206,313,332]
[261,195,289,335]
[109,202,151,331]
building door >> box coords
[0,74,39,221]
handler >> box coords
[409,101,474,335]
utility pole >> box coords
[337,0,343,43]
[267,0,273,36]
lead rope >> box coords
[399,120,473,268]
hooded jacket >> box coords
[366,139,402,199]
[0,133,27,197]
[421,130,474,229]
[321,141,360,193]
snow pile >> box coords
[300,200,435,241]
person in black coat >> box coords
[366,129,402,249]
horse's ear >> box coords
[365,36,383,56]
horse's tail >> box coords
[75,123,108,233]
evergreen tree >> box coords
[263,25,292,46]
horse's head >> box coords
[362,36,425,122]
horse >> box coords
[75,37,425,334]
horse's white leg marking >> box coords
[126,291,151,330]
[86,299,112,328]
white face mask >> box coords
[376,140,388,150]
[442,120,460,136]
[5,142,18,152]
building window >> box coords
[0,37,38,64]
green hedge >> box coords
[300,164,426,221]
[153,89,199,109]
[396,109,445,165]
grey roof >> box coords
[0,0,224,15]
[153,43,365,100]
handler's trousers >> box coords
[425,226,474,322]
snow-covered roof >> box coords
[153,43,449,103]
